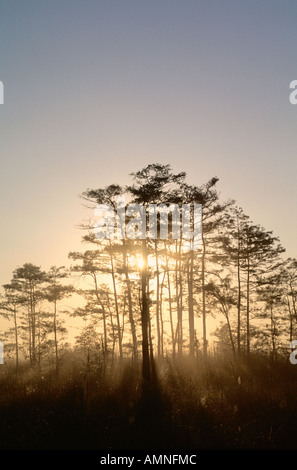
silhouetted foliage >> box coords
[0,163,296,450]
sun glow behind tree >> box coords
[0,163,292,373]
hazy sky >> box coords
[1,0,297,289]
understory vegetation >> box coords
[0,352,296,450]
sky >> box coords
[0,0,297,296]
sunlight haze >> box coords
[0,0,297,330]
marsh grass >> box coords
[0,353,297,450]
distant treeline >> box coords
[1,164,296,375]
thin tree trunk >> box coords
[27,303,32,364]
[175,241,183,356]
[290,279,297,324]
[109,243,123,360]
[222,305,236,360]
[141,239,150,382]
[246,254,250,358]
[178,238,183,356]
[53,299,59,374]
[94,274,108,355]
[159,271,166,357]
[188,250,195,358]
[155,240,161,359]
[13,305,19,372]
[164,241,175,358]
[108,301,116,367]
[270,305,276,362]
[202,236,207,357]
[30,284,37,364]
[122,242,138,361]
[237,228,241,358]
[287,295,293,343]
[37,309,41,366]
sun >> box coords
[137,255,145,270]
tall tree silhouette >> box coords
[241,224,285,357]
[126,163,186,380]
[1,280,26,371]
[181,178,232,357]
[81,185,139,362]
[222,206,250,356]
[44,266,72,374]
[11,264,47,365]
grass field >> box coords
[0,353,296,450]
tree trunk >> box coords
[188,250,195,358]
[202,236,207,357]
[159,271,165,357]
[109,243,123,360]
[30,285,37,364]
[53,299,59,375]
[164,241,175,358]
[178,238,183,356]
[13,305,19,372]
[27,304,32,364]
[122,242,138,361]
[237,229,241,358]
[37,309,41,366]
[94,275,108,355]
[155,240,161,359]
[270,305,277,362]
[222,305,236,360]
[246,253,250,358]
[175,241,183,356]
[287,295,293,343]
[290,279,297,325]
[141,239,150,382]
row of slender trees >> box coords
[1,164,297,378]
